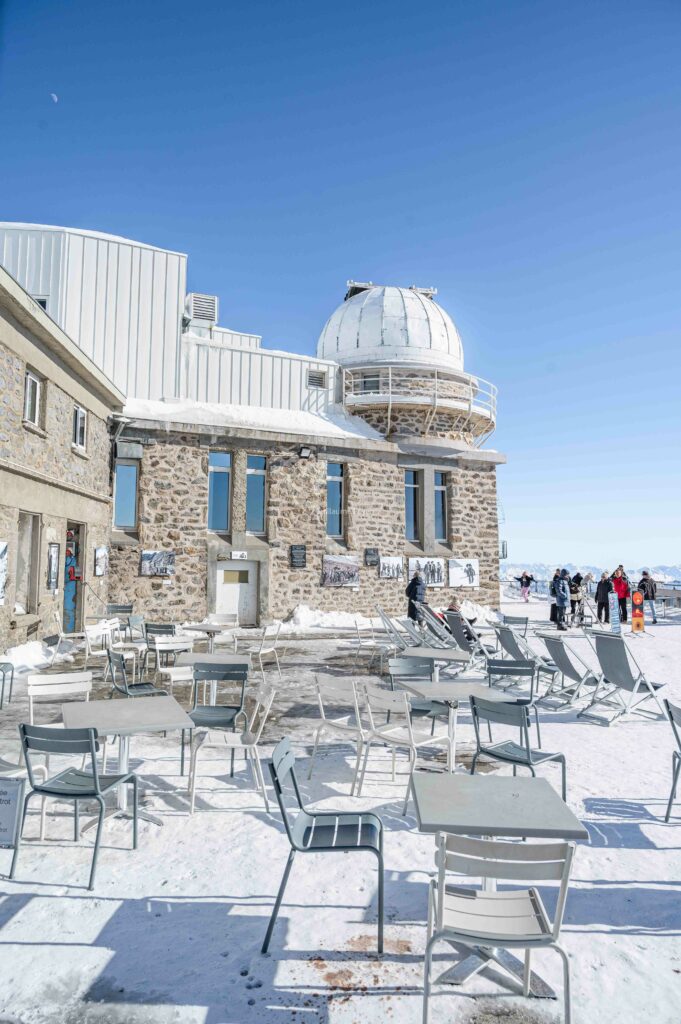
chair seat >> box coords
[372,725,449,747]
[480,740,561,766]
[38,766,132,798]
[438,883,551,942]
[159,666,194,682]
[296,812,382,852]
[190,706,240,729]
[319,715,361,735]
[125,683,168,697]
[222,730,258,748]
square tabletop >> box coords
[62,695,194,736]
[399,679,511,704]
[400,646,469,664]
[183,623,229,634]
[411,773,588,841]
[176,652,251,668]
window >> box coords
[405,470,420,542]
[72,406,87,450]
[307,369,327,389]
[326,462,344,537]
[361,373,380,394]
[246,455,266,534]
[113,460,139,530]
[434,471,447,542]
[208,452,231,531]
[15,512,40,615]
[33,296,48,310]
[23,371,41,425]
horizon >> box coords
[1,0,679,565]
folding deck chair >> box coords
[578,632,665,725]
[494,624,559,695]
[536,634,601,708]
[443,612,496,669]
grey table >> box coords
[398,679,508,770]
[400,645,469,682]
[176,652,252,704]
[411,773,588,996]
[183,623,232,654]
[63,695,194,828]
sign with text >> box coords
[0,779,24,849]
[631,590,645,633]
[290,545,307,568]
[231,551,248,560]
[608,592,621,635]
[364,548,379,567]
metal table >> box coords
[62,696,193,829]
[183,623,232,654]
[400,645,469,681]
[411,773,587,996]
[176,652,251,704]
[398,679,507,770]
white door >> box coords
[215,561,258,625]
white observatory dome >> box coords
[317,283,464,372]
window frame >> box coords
[246,454,267,536]
[434,471,448,543]
[23,370,42,426]
[326,461,345,539]
[404,469,421,543]
[113,459,139,531]
[207,451,232,533]
[72,405,88,451]
[361,372,380,394]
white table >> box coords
[400,645,469,682]
[183,623,232,654]
[411,773,588,996]
[398,679,508,771]
[176,652,251,704]
[62,696,194,828]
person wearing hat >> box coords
[637,570,658,624]
[595,571,613,624]
[554,569,571,631]
[405,570,426,623]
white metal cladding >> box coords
[185,325,262,351]
[0,224,187,401]
[181,336,338,412]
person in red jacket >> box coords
[611,568,630,623]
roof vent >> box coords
[306,369,327,389]
[185,292,219,326]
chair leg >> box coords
[534,706,542,748]
[350,739,363,796]
[523,948,531,996]
[470,753,479,776]
[180,729,186,776]
[131,776,138,849]
[308,726,322,780]
[261,849,296,954]
[391,747,396,782]
[423,933,439,1024]
[101,739,108,775]
[665,755,680,822]
[74,800,79,841]
[253,749,269,812]
[559,757,567,801]
[9,791,34,879]
[554,943,572,1024]
[88,797,106,890]
[402,749,416,816]
[375,847,384,954]
[356,741,372,797]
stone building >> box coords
[0,266,124,648]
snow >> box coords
[0,601,680,1022]
[281,604,379,632]
[4,639,75,671]
[123,397,384,442]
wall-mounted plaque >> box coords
[364,547,379,567]
[47,542,60,591]
[231,551,248,560]
[290,544,307,568]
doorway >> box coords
[215,561,258,625]
[64,522,85,632]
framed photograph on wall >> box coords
[379,555,404,580]
[140,550,176,577]
[448,557,480,588]
[408,557,446,587]
[321,554,360,588]
[94,546,109,577]
[46,543,60,591]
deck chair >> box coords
[308,678,368,784]
[536,634,600,707]
[444,612,495,668]
[11,724,137,890]
[414,603,462,649]
[578,632,665,725]
[502,614,529,637]
[350,618,392,672]
[262,737,383,954]
[470,695,566,799]
[423,834,575,1024]
[664,700,681,822]
[399,617,450,650]
[494,625,559,694]
[375,606,412,651]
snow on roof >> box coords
[122,397,384,442]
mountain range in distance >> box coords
[501,562,681,582]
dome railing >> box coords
[342,366,497,445]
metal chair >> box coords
[387,657,447,734]
[486,659,541,743]
[0,660,14,708]
[10,724,138,890]
[50,610,86,667]
[423,833,575,1024]
[262,737,384,954]
[502,614,529,636]
[308,677,368,784]
[470,695,567,800]
[181,664,249,776]
[108,650,167,699]
[494,624,559,694]
[579,631,666,724]
[414,603,462,650]
[664,699,681,822]
[536,633,600,707]
[443,611,496,668]
[141,623,176,675]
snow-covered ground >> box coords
[0,598,679,1023]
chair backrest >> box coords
[443,612,474,653]
[361,681,414,739]
[487,658,535,681]
[108,649,131,694]
[259,621,281,653]
[417,606,457,647]
[146,623,176,638]
[502,615,529,636]
[128,614,146,638]
[495,624,528,662]
[26,672,92,723]
[85,623,110,653]
[268,737,305,846]
[388,657,433,681]
[192,664,248,709]
[435,832,575,940]
[20,723,101,792]
[593,633,639,690]
[375,606,408,649]
[315,677,363,731]
[539,635,589,684]
[107,603,133,616]
[245,687,276,743]
[665,699,681,753]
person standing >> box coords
[595,572,613,623]
[637,570,658,624]
[405,570,426,623]
[612,568,630,623]
[515,571,534,602]
[549,568,561,623]
[554,569,571,631]
[569,572,584,625]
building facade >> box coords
[0,266,124,649]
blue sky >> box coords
[1,0,679,566]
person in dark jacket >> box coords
[595,572,613,623]
[554,569,571,631]
[638,570,658,624]
[515,572,534,602]
[612,568,630,622]
[549,568,561,623]
[569,572,584,624]
[405,571,426,622]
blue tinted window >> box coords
[209,452,232,469]
[247,455,266,471]
[434,472,447,541]
[405,470,420,541]
[114,462,138,529]
[208,471,230,531]
[246,474,265,533]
